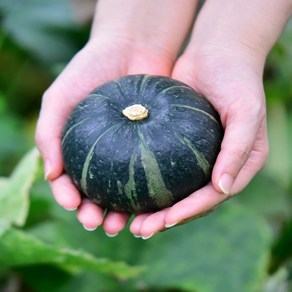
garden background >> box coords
[1,1,292,291]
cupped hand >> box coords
[128,0,289,239]
[35,0,198,236]
[36,37,268,239]
[130,45,269,239]
[35,37,175,235]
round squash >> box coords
[61,75,223,213]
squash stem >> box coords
[122,104,148,121]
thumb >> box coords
[35,91,68,180]
[35,45,107,180]
[212,99,266,195]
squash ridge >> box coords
[138,74,152,97]
[88,93,112,102]
[170,104,219,124]
[80,122,123,196]
[61,117,90,145]
[137,127,173,208]
[164,124,210,177]
[124,151,140,211]
[114,80,130,102]
[158,85,191,96]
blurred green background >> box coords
[0,1,292,291]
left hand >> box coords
[129,0,292,239]
[130,43,268,239]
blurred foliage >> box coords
[0,0,90,175]
[0,0,292,291]
[0,151,271,291]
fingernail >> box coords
[44,160,52,180]
[218,174,234,195]
[83,225,97,231]
[105,232,119,238]
[64,207,77,211]
[165,222,178,228]
[133,234,141,238]
[141,233,154,240]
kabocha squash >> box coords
[62,75,223,213]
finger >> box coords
[102,211,130,237]
[35,46,110,181]
[49,174,81,210]
[129,213,153,238]
[77,199,104,231]
[35,95,68,180]
[173,66,265,195]
[164,184,229,227]
[138,208,170,239]
[36,79,89,180]
[212,98,265,195]
[229,119,269,193]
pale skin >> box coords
[35,0,292,238]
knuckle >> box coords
[229,94,266,122]
[231,147,250,166]
[248,98,264,116]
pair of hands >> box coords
[35,38,267,239]
[36,0,287,239]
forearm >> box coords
[190,0,292,67]
[90,0,198,59]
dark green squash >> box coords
[62,75,223,213]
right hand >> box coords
[35,0,197,236]
[35,36,177,234]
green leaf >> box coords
[19,266,130,292]
[235,172,290,223]
[0,148,40,226]
[135,203,271,292]
[18,265,72,292]
[26,183,272,291]
[49,202,270,291]
[264,268,289,292]
[0,227,142,280]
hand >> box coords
[129,0,292,238]
[36,0,291,239]
[35,36,177,233]
[35,0,197,236]
[130,45,268,238]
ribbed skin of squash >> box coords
[62,75,223,213]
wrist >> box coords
[191,0,292,65]
[90,0,197,60]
